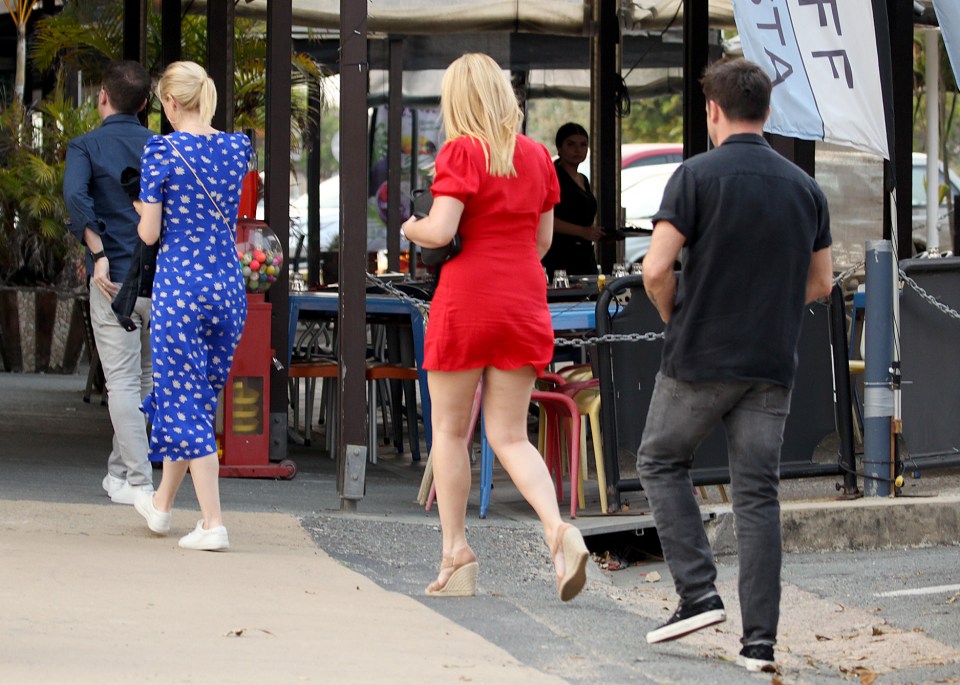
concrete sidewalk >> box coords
[0,499,566,685]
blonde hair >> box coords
[156,61,217,126]
[440,53,522,177]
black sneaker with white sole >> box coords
[646,594,726,644]
[737,644,776,672]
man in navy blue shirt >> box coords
[64,60,156,505]
[638,59,833,672]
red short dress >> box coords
[423,134,561,373]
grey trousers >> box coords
[636,372,792,646]
[89,285,154,486]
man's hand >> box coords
[92,257,119,300]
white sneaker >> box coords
[102,473,125,497]
[179,521,229,551]
[134,492,171,535]
[110,481,155,505]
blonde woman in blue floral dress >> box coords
[133,61,252,551]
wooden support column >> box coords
[386,38,404,273]
[206,0,234,133]
[306,81,323,286]
[266,0,292,460]
[338,0,370,507]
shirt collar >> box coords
[101,113,143,127]
[721,132,770,148]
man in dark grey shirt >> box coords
[638,59,833,673]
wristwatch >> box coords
[89,250,106,262]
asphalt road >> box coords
[305,515,960,685]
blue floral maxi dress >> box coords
[138,131,253,461]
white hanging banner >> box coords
[933,0,960,87]
[732,0,889,160]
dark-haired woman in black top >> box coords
[541,123,602,280]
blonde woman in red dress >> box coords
[402,53,589,601]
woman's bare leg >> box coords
[427,368,484,580]
[481,366,567,576]
[153,459,188,512]
[188,453,224,529]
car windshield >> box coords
[620,163,678,227]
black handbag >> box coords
[411,189,462,266]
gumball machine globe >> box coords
[237,227,283,293]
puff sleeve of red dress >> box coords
[422,134,561,373]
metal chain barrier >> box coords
[554,332,663,347]
[834,261,865,287]
[899,269,960,321]
[364,273,431,320]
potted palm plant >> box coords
[0,91,99,372]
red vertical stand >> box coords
[218,294,296,478]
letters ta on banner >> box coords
[732,0,889,160]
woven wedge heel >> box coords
[425,547,478,597]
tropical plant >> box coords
[31,1,329,150]
[0,91,99,287]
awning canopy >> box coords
[211,1,737,35]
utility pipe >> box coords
[863,240,895,496]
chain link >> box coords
[365,273,664,345]
[364,273,431,319]
[833,261,865,287]
[554,332,664,347]
[899,269,960,321]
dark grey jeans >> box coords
[636,372,792,646]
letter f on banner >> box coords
[733,0,890,160]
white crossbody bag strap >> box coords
[167,138,233,233]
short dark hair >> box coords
[555,122,589,149]
[102,60,152,115]
[700,58,771,124]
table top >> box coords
[289,291,603,330]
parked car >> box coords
[261,174,401,275]
[620,162,680,265]
[620,143,683,169]
[911,152,960,253]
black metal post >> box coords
[683,0,709,158]
[160,0,182,135]
[593,0,620,274]
[829,284,861,496]
[887,0,914,258]
[266,0,292,460]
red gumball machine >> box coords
[216,171,296,479]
